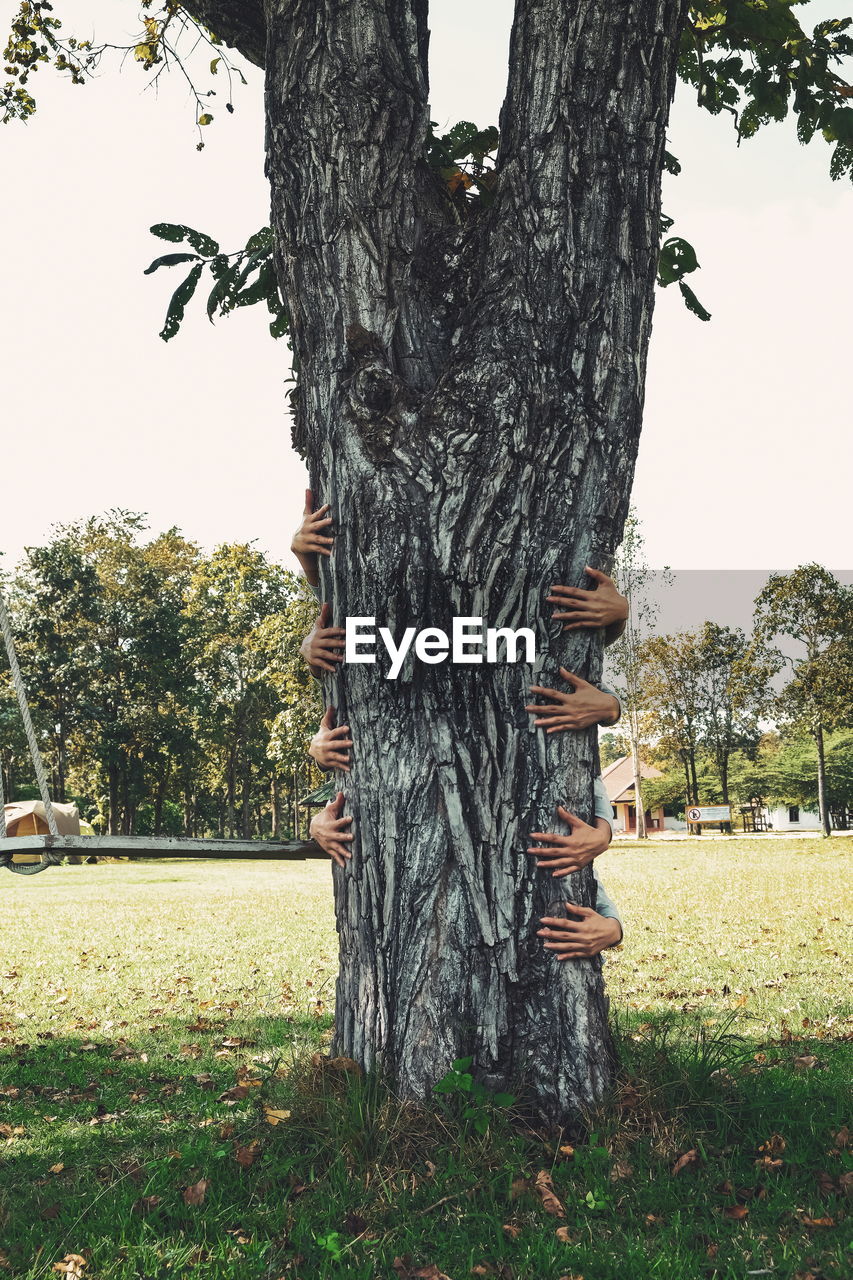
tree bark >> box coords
[263,0,686,1124]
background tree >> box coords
[606,515,669,839]
[754,564,853,835]
[6,0,853,1123]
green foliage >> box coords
[433,1057,515,1136]
[657,230,712,320]
[682,2,853,181]
[1,514,324,838]
[754,564,853,735]
[145,223,288,341]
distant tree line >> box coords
[0,512,323,839]
[602,564,853,835]
[3,517,851,839]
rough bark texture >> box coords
[262,0,687,1125]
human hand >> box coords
[309,705,353,771]
[291,489,334,587]
[537,901,623,960]
[528,807,612,877]
[526,667,620,732]
[309,790,353,868]
[547,567,628,633]
[301,603,345,675]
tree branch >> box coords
[179,0,267,69]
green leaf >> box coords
[679,280,712,321]
[143,252,199,275]
[245,227,273,253]
[198,113,213,127]
[269,309,290,339]
[210,57,220,75]
[150,223,220,256]
[159,263,204,342]
[451,1056,474,1071]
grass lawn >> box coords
[0,838,850,1279]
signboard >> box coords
[686,805,731,823]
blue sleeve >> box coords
[594,776,614,834]
[598,680,622,724]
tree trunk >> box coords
[815,723,831,837]
[629,707,647,840]
[226,748,237,838]
[108,762,120,836]
[264,0,686,1124]
[153,776,166,836]
[271,773,281,839]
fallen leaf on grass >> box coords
[801,1215,835,1228]
[558,1143,575,1159]
[40,1204,60,1220]
[182,1177,210,1207]
[671,1149,699,1176]
[757,1133,786,1156]
[48,1163,65,1174]
[610,1160,633,1182]
[132,1195,162,1215]
[0,1250,11,1270]
[264,1106,291,1125]
[723,1204,749,1220]
[502,1223,522,1239]
[534,1169,566,1218]
[509,1177,529,1201]
[832,1125,850,1149]
[52,1256,86,1277]
[555,1225,573,1243]
[392,1259,453,1279]
[217,1085,250,1103]
[794,1055,818,1070]
[0,1124,25,1140]
[234,1140,261,1168]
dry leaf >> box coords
[132,1194,162,1214]
[509,1177,529,1201]
[52,1257,86,1278]
[392,1260,453,1280]
[533,1169,566,1218]
[234,1140,261,1168]
[40,1203,60,1220]
[671,1149,699,1176]
[182,1178,210,1207]
[801,1215,835,1228]
[555,1225,573,1243]
[49,1163,65,1174]
[757,1133,786,1156]
[558,1143,575,1160]
[723,1204,749,1220]
[264,1106,291,1125]
[502,1223,522,1239]
[833,1126,850,1149]
[217,1085,249,1103]
[794,1055,818,1070]
[610,1160,634,1182]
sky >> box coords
[2,0,851,588]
